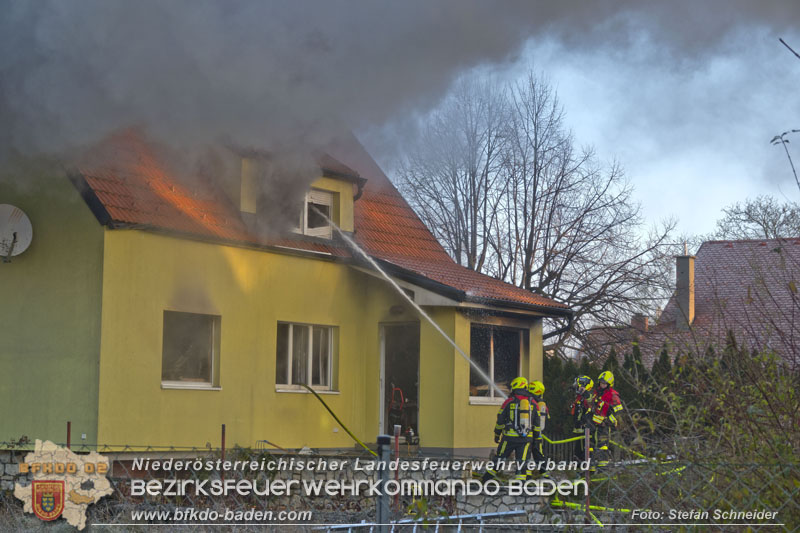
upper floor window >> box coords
[276,322,336,390]
[296,189,333,239]
[162,311,220,389]
[469,325,522,399]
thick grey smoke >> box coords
[2,0,799,159]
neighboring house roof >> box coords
[71,129,569,315]
[636,239,800,368]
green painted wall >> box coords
[0,171,104,445]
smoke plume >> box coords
[1,0,798,225]
[2,1,798,156]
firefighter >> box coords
[570,375,594,461]
[589,370,622,470]
[482,377,534,482]
[527,380,550,478]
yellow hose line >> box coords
[542,435,585,444]
[301,384,378,457]
[609,439,650,460]
[551,499,634,514]
[589,510,604,527]
[657,465,686,477]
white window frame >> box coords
[161,311,221,391]
[294,189,333,239]
[275,322,335,391]
[469,324,522,404]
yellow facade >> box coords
[96,229,545,452]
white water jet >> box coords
[319,209,507,399]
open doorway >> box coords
[381,323,419,441]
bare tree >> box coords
[399,71,676,353]
[773,39,800,194]
[397,78,508,271]
[714,195,800,239]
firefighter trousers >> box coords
[572,427,588,461]
[590,426,611,469]
[482,436,531,481]
[529,433,549,477]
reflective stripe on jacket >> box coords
[592,387,622,427]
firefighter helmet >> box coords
[510,376,528,390]
[528,380,545,396]
[574,375,593,392]
[598,371,615,387]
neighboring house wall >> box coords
[0,174,104,444]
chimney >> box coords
[631,313,649,332]
[239,157,259,214]
[675,255,695,330]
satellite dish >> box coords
[0,204,33,260]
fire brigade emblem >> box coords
[14,440,113,530]
[32,480,65,521]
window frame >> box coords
[160,310,221,390]
[468,324,523,404]
[275,321,337,392]
[294,188,334,239]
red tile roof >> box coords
[326,135,569,312]
[73,129,569,314]
[74,130,348,257]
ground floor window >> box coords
[276,323,336,390]
[469,325,523,398]
[161,311,220,388]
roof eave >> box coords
[321,167,368,187]
[67,171,113,226]
[464,294,574,318]
[372,257,572,317]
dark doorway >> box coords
[382,323,419,438]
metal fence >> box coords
[1,438,798,532]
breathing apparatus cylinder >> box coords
[538,400,547,433]
[519,397,531,435]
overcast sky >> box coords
[364,7,800,239]
[517,31,799,237]
[2,2,799,239]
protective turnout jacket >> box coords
[570,392,592,431]
[591,387,623,427]
[494,390,535,441]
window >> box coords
[469,325,522,398]
[295,189,333,238]
[276,323,335,390]
[162,311,220,388]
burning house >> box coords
[0,129,571,455]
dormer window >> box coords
[298,189,333,238]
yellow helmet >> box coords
[598,371,615,387]
[510,376,528,391]
[528,380,545,396]
[574,375,593,392]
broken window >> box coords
[294,189,333,238]
[276,323,335,390]
[469,325,522,398]
[161,311,220,388]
